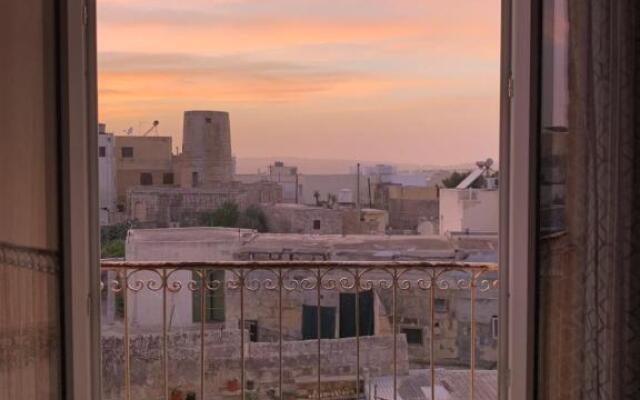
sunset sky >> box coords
[97,0,501,166]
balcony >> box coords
[100,260,499,400]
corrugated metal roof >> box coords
[367,369,497,400]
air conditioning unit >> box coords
[486,177,499,190]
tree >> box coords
[205,201,240,227]
[100,222,130,258]
[100,222,129,243]
[202,202,270,232]
[238,205,269,232]
[313,190,321,206]
[101,239,125,258]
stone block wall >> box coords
[101,329,407,400]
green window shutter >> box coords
[192,271,202,323]
[208,271,225,322]
[193,270,225,323]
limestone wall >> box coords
[101,330,407,400]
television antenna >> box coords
[142,120,160,136]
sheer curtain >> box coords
[537,1,640,399]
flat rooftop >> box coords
[126,227,497,262]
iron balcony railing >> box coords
[100,260,499,400]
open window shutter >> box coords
[192,272,201,322]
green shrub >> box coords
[101,239,125,258]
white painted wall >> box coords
[439,189,499,235]
[123,227,252,328]
[300,174,374,206]
[98,131,117,225]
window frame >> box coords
[401,327,424,345]
[121,146,134,158]
[140,172,153,186]
[59,0,539,398]
[163,172,174,185]
[500,0,539,399]
[59,0,101,399]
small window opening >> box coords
[163,172,174,185]
[491,315,499,339]
[121,146,133,158]
[402,328,423,345]
[140,173,153,186]
[99,146,106,157]
[434,298,449,313]
[313,219,321,230]
[244,320,259,342]
[192,171,199,187]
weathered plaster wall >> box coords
[101,330,408,400]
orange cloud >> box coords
[97,0,501,164]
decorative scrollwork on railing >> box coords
[187,279,200,292]
[397,279,413,290]
[322,276,355,290]
[226,279,241,290]
[205,279,224,291]
[99,263,498,294]
[477,279,494,292]
[455,279,470,290]
[166,279,183,293]
[281,277,317,291]
[262,278,279,291]
[417,278,432,290]
[245,278,262,291]
[110,278,123,293]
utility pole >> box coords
[356,163,361,210]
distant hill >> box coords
[235,156,477,175]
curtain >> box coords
[537,1,640,399]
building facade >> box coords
[110,228,498,371]
[98,124,117,225]
[374,184,440,232]
[439,188,499,235]
[128,181,282,227]
[179,110,234,187]
[114,135,175,209]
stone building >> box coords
[104,111,290,227]
[261,203,343,234]
[128,181,282,228]
[114,134,175,209]
[261,204,388,235]
[178,110,234,187]
[374,183,440,232]
[268,161,300,203]
[98,123,117,225]
[235,161,301,204]
[341,208,388,235]
[110,228,498,372]
[299,174,376,206]
[101,330,408,400]
[438,188,499,235]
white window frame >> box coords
[59,0,539,399]
[500,0,538,399]
[60,0,101,399]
